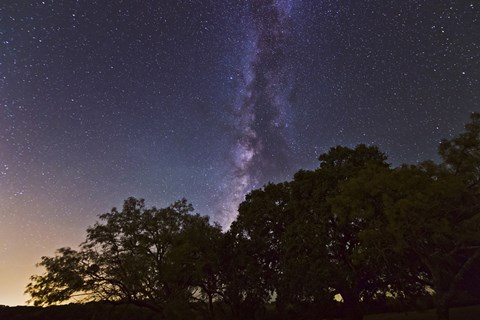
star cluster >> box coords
[0,0,479,306]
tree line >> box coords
[26,113,480,320]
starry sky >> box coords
[1,0,479,306]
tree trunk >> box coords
[208,293,215,319]
[343,292,363,320]
[345,307,363,320]
[436,299,449,320]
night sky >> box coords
[1,0,479,306]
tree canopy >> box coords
[26,113,480,320]
[27,198,223,319]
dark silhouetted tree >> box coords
[26,197,223,319]
[284,145,404,320]
[381,113,480,320]
[225,182,292,319]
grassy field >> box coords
[366,305,480,320]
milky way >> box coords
[216,0,296,228]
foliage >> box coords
[26,247,84,306]
[439,112,480,186]
[383,113,480,320]
[26,113,480,320]
[283,145,400,320]
[224,182,292,318]
[26,197,223,318]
